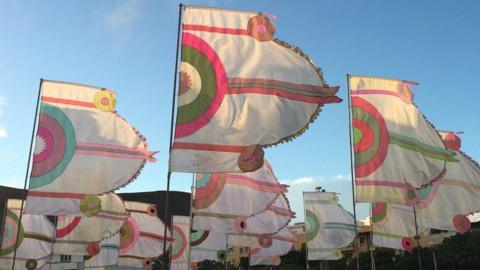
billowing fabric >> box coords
[349,76,457,204]
[84,234,120,269]
[26,79,156,215]
[371,203,428,251]
[195,191,293,235]
[0,199,53,270]
[190,230,226,263]
[416,132,480,233]
[52,193,128,256]
[228,227,294,259]
[171,216,190,270]
[118,201,172,269]
[193,161,289,233]
[170,6,341,173]
[303,192,355,261]
[250,256,281,266]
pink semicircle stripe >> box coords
[174,32,228,139]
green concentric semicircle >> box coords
[0,209,24,256]
[305,210,320,241]
[352,106,381,166]
[29,103,76,189]
[176,45,218,125]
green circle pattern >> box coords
[30,103,76,189]
[305,210,320,241]
[352,106,381,166]
[371,203,388,224]
[176,45,218,125]
[190,230,209,246]
[171,229,183,256]
[0,209,24,256]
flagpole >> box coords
[432,249,438,270]
[346,74,360,270]
[368,204,376,270]
[0,202,7,253]
[163,2,184,254]
[303,192,309,270]
[12,78,43,270]
[186,173,195,270]
[48,216,58,270]
[413,206,423,270]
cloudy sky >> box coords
[0,0,479,222]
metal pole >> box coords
[12,78,43,270]
[163,2,184,254]
[346,74,360,270]
[432,249,438,270]
[186,173,195,270]
[303,192,309,270]
[0,201,7,252]
[369,204,376,270]
[48,216,58,270]
[413,206,423,270]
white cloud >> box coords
[6,177,21,188]
[290,177,315,186]
[333,174,351,182]
[105,0,141,30]
[284,173,350,187]
[0,95,7,139]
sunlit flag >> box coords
[52,193,128,256]
[170,216,190,270]
[26,80,156,216]
[190,230,226,264]
[371,203,428,252]
[84,234,120,269]
[0,199,53,270]
[170,6,341,173]
[304,192,355,261]
[192,161,290,234]
[118,201,172,269]
[228,227,295,266]
[349,75,457,204]
[416,131,480,233]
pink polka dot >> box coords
[256,24,267,34]
[101,97,110,106]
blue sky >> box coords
[0,0,479,222]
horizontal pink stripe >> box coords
[140,231,175,241]
[228,87,342,104]
[28,191,84,199]
[269,206,294,217]
[76,142,157,162]
[355,180,407,188]
[183,24,249,36]
[76,142,150,155]
[351,89,403,100]
[172,142,246,153]
[75,150,150,160]
[229,78,339,94]
[226,175,288,193]
[96,213,129,221]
